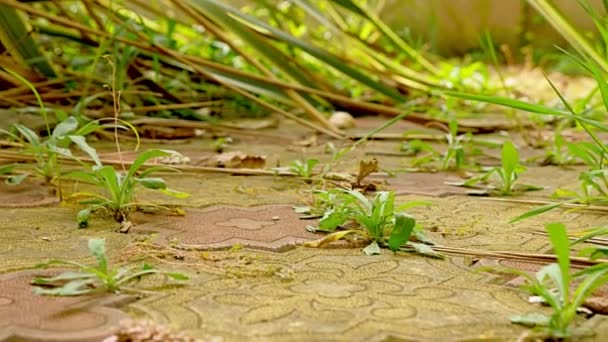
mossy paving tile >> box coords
[400,195,606,251]
[0,207,134,272]
[125,248,533,341]
[130,174,307,208]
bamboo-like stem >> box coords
[0,0,345,138]
[1,0,440,126]
[171,0,339,133]
[527,0,608,73]
[152,43,345,139]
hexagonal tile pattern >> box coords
[133,204,320,252]
[0,269,131,342]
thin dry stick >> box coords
[81,0,105,30]
[0,78,71,97]
[102,55,126,172]
[432,245,607,267]
[0,150,296,177]
[481,197,608,213]
[128,101,222,113]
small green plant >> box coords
[487,223,608,339]
[441,120,467,170]
[300,189,440,257]
[213,136,233,153]
[535,130,575,166]
[288,158,319,178]
[400,139,436,157]
[32,238,188,296]
[0,116,99,185]
[453,141,542,195]
[67,149,189,227]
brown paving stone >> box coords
[0,269,130,342]
[377,172,469,197]
[0,180,59,208]
[132,204,320,252]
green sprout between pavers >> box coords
[32,238,188,296]
[66,149,190,227]
[485,223,608,340]
[297,189,440,258]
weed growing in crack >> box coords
[0,69,100,190]
[441,120,468,170]
[484,223,608,340]
[287,158,319,179]
[66,149,189,227]
[0,116,100,187]
[298,189,441,258]
[451,141,542,195]
[32,238,188,296]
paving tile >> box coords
[125,248,531,341]
[0,269,130,342]
[377,172,469,197]
[133,204,320,252]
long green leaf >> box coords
[189,0,408,102]
[444,90,608,131]
[527,0,608,73]
[510,201,565,223]
[126,149,173,180]
[388,213,415,252]
[88,238,108,274]
[0,5,56,77]
[546,222,571,304]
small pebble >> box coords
[272,216,280,221]
[329,111,356,129]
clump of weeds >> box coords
[32,238,188,296]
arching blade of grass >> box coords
[188,0,409,103]
[510,202,567,223]
[443,90,608,132]
[527,0,608,73]
[0,4,56,77]
[175,0,335,131]
[332,0,439,76]
[291,0,439,89]
[543,73,608,156]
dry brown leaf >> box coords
[356,158,379,185]
[302,230,359,248]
